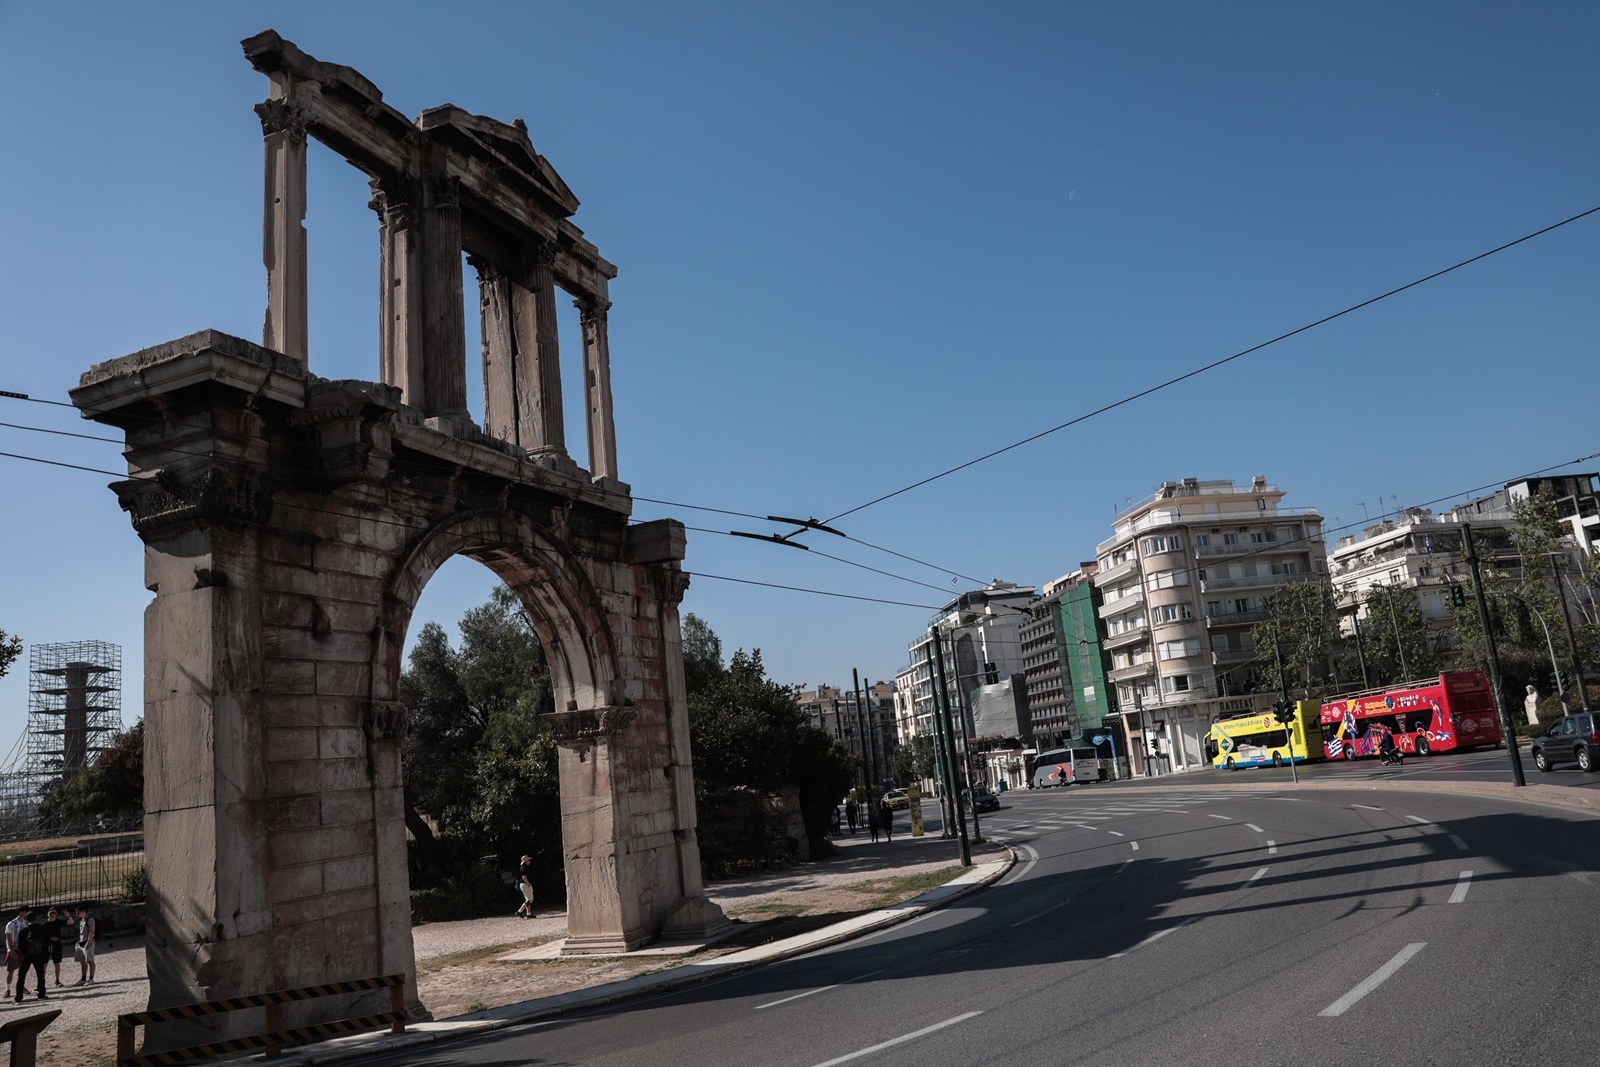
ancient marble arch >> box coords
[70,31,726,1042]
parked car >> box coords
[882,788,911,810]
[1531,711,1600,773]
[962,786,1000,813]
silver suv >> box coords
[1531,712,1599,773]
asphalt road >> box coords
[376,775,1600,1067]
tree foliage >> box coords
[41,721,144,819]
[686,637,856,854]
[681,613,724,697]
[1252,579,1340,698]
[0,629,21,679]
[891,733,936,784]
[399,585,562,895]
[1357,582,1440,687]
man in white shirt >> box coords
[4,906,28,999]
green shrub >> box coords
[119,864,148,904]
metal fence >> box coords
[0,840,143,912]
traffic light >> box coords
[1148,738,1160,756]
[1274,701,1296,725]
[1450,584,1467,608]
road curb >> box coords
[257,847,1018,1066]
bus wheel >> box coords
[1415,736,1431,757]
[1225,757,1236,771]
[1272,752,1283,767]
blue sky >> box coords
[2,1,1597,753]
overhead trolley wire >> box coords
[820,203,1600,526]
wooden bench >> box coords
[116,974,405,1066]
[0,1009,61,1067]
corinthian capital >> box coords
[254,98,309,140]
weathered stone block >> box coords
[316,661,369,697]
[267,822,375,867]
[264,728,318,763]
[269,863,324,903]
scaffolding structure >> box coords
[0,641,123,833]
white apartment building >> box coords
[903,580,1035,740]
[1096,477,1327,775]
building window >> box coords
[1153,604,1193,623]
[1158,639,1200,660]
[1148,569,1190,590]
[1224,533,1240,545]
[1163,674,1191,694]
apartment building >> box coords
[795,681,897,786]
[1095,477,1327,774]
[903,580,1035,740]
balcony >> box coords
[1098,588,1144,618]
[1103,627,1149,651]
[1206,608,1272,628]
[1108,661,1155,683]
[1094,556,1138,586]
[1211,647,1260,667]
[1200,573,1299,593]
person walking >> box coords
[73,905,95,985]
[15,911,52,1002]
[845,801,857,835]
[516,856,537,918]
[4,906,26,999]
[866,797,880,843]
[878,798,895,842]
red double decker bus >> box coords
[1319,670,1503,759]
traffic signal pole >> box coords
[930,628,972,866]
[1463,524,1525,786]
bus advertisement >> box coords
[1319,670,1502,760]
[1206,701,1320,770]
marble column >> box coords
[523,243,566,459]
[255,96,308,365]
[577,296,618,482]
[370,178,425,406]
[420,173,469,423]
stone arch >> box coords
[378,508,621,713]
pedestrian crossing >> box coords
[975,791,1284,843]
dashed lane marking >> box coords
[1448,870,1473,904]
[1109,916,1199,959]
[808,1012,984,1067]
[1319,944,1427,1017]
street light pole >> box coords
[1549,553,1591,711]
[930,626,972,866]
[1463,524,1525,786]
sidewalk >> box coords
[28,806,1009,1067]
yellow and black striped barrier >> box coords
[117,974,406,1066]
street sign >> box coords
[1091,734,1106,745]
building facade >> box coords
[796,681,898,788]
[1095,477,1328,774]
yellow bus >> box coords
[1205,701,1321,770]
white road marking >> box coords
[1130,841,1140,851]
[809,1012,984,1067]
[1319,943,1427,1016]
[1107,830,1125,837]
[1005,845,1039,884]
[1009,897,1074,928]
[1244,867,1268,888]
[1114,859,1132,876]
[1351,804,1383,811]
[1208,814,1232,821]
[1109,916,1199,958]
[1246,824,1264,833]
[1448,834,1468,852]
[1267,840,1278,855]
[755,970,885,1010]
[1448,870,1474,904]
[1406,815,1431,825]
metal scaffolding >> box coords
[0,641,123,832]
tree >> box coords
[399,585,560,891]
[1359,582,1440,686]
[681,612,724,697]
[40,722,144,819]
[1251,579,1340,699]
[688,646,856,853]
[891,734,936,784]
[0,628,21,679]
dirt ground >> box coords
[26,823,1000,1067]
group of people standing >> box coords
[4,904,96,1004]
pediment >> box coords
[418,105,580,217]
